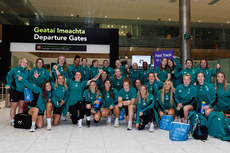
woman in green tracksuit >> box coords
[213,72,230,112]
[140,61,154,84]
[168,58,182,87]
[100,79,118,124]
[78,58,91,81]
[29,58,51,87]
[136,85,159,132]
[111,69,125,92]
[196,59,220,83]
[174,74,197,123]
[67,70,102,127]
[18,76,52,132]
[5,58,29,126]
[83,80,102,127]
[114,78,137,130]
[154,58,171,83]
[90,60,99,79]
[51,55,72,81]
[128,62,140,84]
[196,72,217,117]
[174,59,197,85]
[96,70,109,91]
[145,72,163,97]
[156,80,176,119]
[46,74,69,129]
[100,60,114,78]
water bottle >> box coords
[200,101,206,114]
[119,108,125,120]
[94,96,101,108]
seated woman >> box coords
[18,76,52,132]
[133,79,142,92]
[195,72,216,117]
[213,72,230,112]
[114,78,136,130]
[174,74,197,123]
[100,79,118,123]
[156,80,176,119]
[145,72,163,97]
[135,85,159,132]
[96,70,109,91]
[46,74,69,130]
[83,80,102,127]
[111,69,125,92]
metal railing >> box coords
[0,82,10,108]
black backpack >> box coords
[192,124,208,140]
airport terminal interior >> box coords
[0,0,230,153]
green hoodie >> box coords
[101,88,118,108]
[196,66,220,83]
[156,90,176,112]
[78,65,90,81]
[154,66,171,82]
[29,67,51,87]
[214,83,230,111]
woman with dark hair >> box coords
[154,58,171,83]
[174,59,197,85]
[46,74,69,129]
[213,72,230,112]
[18,76,52,132]
[51,55,72,81]
[136,85,159,132]
[195,72,216,117]
[128,62,140,84]
[67,70,102,127]
[90,60,100,79]
[140,61,154,84]
[133,79,142,92]
[114,78,137,130]
[196,59,220,83]
[79,58,90,81]
[145,72,163,97]
[96,70,109,91]
[83,80,102,127]
[29,58,51,87]
[168,57,182,87]
[174,74,197,123]
[68,55,80,79]
[100,79,118,123]
[156,80,176,119]
[5,58,29,126]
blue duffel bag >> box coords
[159,115,173,130]
[24,88,33,102]
[169,122,190,141]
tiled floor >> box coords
[0,107,229,153]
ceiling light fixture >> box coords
[1,11,4,13]
[227,21,230,24]
[71,14,73,16]
[208,0,220,5]
[198,20,201,22]
[137,17,140,20]
[105,16,107,18]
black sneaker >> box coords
[86,120,91,127]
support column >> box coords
[179,0,191,68]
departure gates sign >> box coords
[154,50,173,67]
[33,27,87,42]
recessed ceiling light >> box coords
[111,25,113,28]
[227,21,230,24]
[125,26,127,28]
[25,22,29,26]
[107,25,110,28]
[137,17,140,20]
[1,11,4,13]
[71,14,73,16]
[168,18,172,21]
[121,26,124,28]
[105,16,107,18]
[198,20,201,22]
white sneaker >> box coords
[46,124,52,131]
[114,119,119,127]
[61,115,66,121]
[127,121,132,131]
[78,119,83,128]
[10,120,14,126]
[149,123,155,132]
[30,125,36,132]
[107,116,112,124]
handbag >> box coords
[169,122,190,141]
[24,88,33,102]
[14,113,32,129]
[159,115,173,130]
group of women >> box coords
[5,55,230,133]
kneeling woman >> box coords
[156,80,176,119]
[83,80,102,127]
[46,74,69,129]
[136,85,159,132]
[114,78,137,130]
[100,79,118,123]
[174,74,197,123]
[18,76,51,132]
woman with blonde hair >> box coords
[83,80,102,127]
[5,58,29,126]
[135,85,159,132]
[111,68,125,92]
[156,80,176,119]
[46,74,69,130]
[51,55,72,81]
